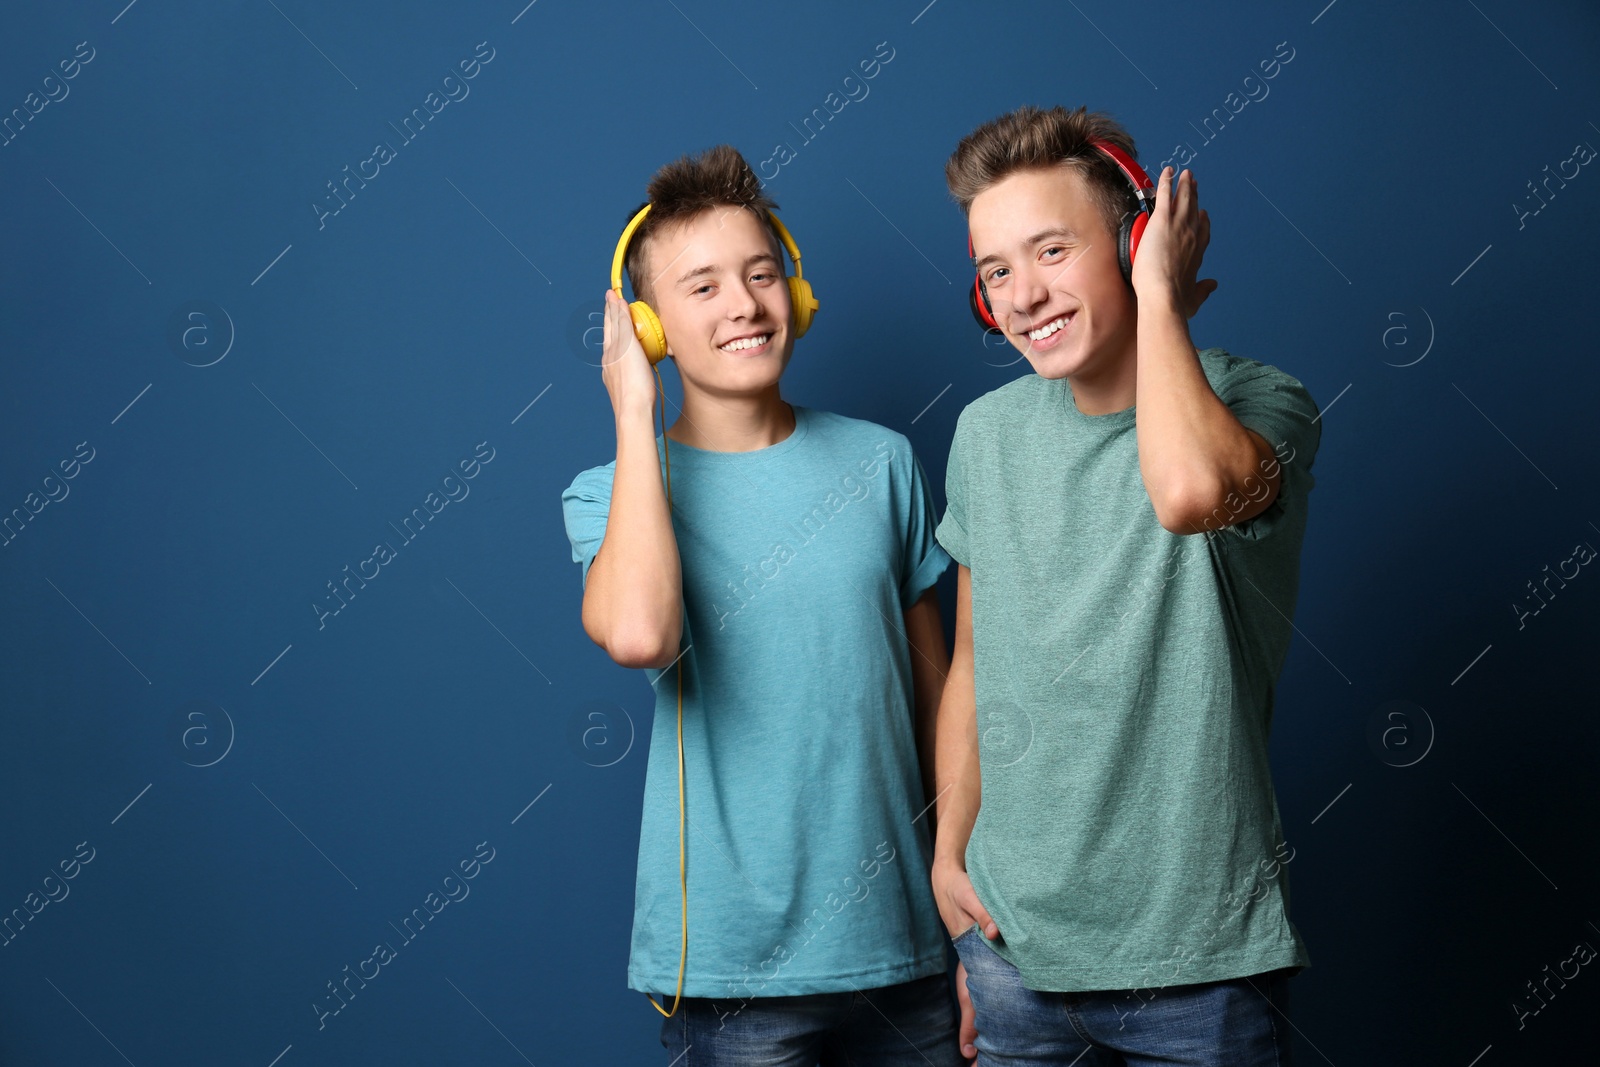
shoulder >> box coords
[561,460,618,504]
[1198,346,1314,403]
[1198,347,1323,463]
[560,461,618,549]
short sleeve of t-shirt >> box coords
[1212,356,1322,543]
[560,463,615,587]
[901,449,953,608]
[935,415,971,568]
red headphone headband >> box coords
[1090,141,1154,197]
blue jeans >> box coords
[658,971,964,1066]
[952,926,1295,1066]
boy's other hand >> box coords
[932,854,1000,941]
[955,961,978,1062]
[1133,166,1218,318]
[934,856,990,1063]
[600,288,659,416]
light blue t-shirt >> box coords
[561,404,952,998]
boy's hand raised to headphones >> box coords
[600,288,660,416]
[1131,166,1218,319]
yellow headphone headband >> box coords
[609,203,655,295]
[609,204,819,363]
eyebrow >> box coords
[673,251,782,289]
[974,227,1079,271]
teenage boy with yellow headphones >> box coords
[930,105,1319,1065]
[561,144,964,1065]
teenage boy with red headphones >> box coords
[562,144,965,1065]
[930,105,1320,1065]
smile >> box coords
[1027,314,1073,341]
[719,334,772,352]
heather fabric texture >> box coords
[562,405,952,997]
[935,348,1319,992]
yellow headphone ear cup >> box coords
[628,301,669,363]
[787,277,818,340]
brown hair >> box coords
[624,144,780,305]
[945,105,1140,240]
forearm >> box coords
[1134,296,1260,527]
[932,656,979,868]
[581,401,683,667]
[905,589,949,812]
[914,697,940,817]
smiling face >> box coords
[641,205,793,400]
[967,164,1137,386]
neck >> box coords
[667,382,795,452]
[1065,338,1138,415]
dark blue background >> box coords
[3,1,1597,1063]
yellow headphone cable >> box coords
[646,362,687,1019]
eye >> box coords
[985,266,1010,285]
[1042,245,1067,260]
[693,283,715,296]
[750,271,777,284]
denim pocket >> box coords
[951,922,982,947]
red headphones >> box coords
[967,140,1156,332]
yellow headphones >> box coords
[609,203,820,362]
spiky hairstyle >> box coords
[624,144,780,305]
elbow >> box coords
[1154,469,1280,536]
[581,591,682,670]
[603,621,681,671]
[609,638,678,671]
[1150,476,1223,536]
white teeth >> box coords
[1028,315,1071,341]
[720,334,771,352]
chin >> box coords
[715,358,789,395]
[1024,356,1074,380]
[1017,344,1079,380]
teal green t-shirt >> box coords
[935,348,1319,993]
[562,405,952,998]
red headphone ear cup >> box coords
[966,232,1001,332]
[1125,212,1150,281]
[970,276,1000,331]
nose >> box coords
[727,278,762,321]
[1001,263,1050,334]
